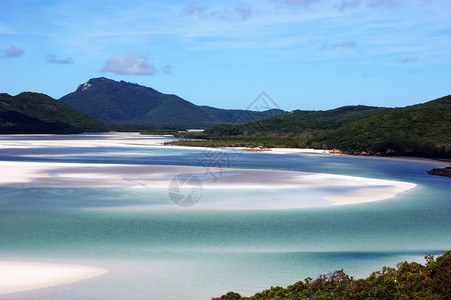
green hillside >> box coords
[312,95,451,157]
[0,92,111,133]
[59,77,285,127]
[172,95,451,158]
[205,105,388,138]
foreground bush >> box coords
[212,250,451,300]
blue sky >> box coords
[1,0,450,111]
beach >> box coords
[0,261,108,295]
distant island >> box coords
[212,250,450,300]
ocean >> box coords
[0,133,449,299]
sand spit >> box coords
[0,261,108,295]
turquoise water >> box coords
[0,134,450,299]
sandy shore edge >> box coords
[0,261,108,295]
[228,146,450,168]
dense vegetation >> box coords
[205,105,388,138]
[60,77,284,126]
[212,250,451,300]
[311,95,451,157]
[172,95,451,158]
[0,92,111,133]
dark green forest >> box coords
[311,95,451,157]
[212,250,451,300]
[172,95,451,158]
[0,92,111,133]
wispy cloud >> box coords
[367,0,399,8]
[100,53,155,75]
[320,40,358,50]
[272,0,319,7]
[161,64,172,74]
[182,2,252,21]
[47,54,74,64]
[0,24,15,35]
[182,2,206,17]
[335,0,402,11]
[336,0,362,11]
[401,57,418,64]
[235,4,252,21]
[3,45,23,58]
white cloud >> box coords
[100,53,155,75]
[47,54,74,64]
[3,45,23,58]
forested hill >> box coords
[0,92,112,134]
[205,105,388,138]
[173,95,451,158]
[311,95,451,157]
[59,77,285,127]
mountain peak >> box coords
[76,77,110,92]
[77,80,92,91]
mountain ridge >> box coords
[60,77,285,127]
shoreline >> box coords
[164,143,451,168]
[0,261,108,295]
[266,147,451,168]
[1,132,448,168]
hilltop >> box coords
[60,77,285,127]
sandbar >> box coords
[0,261,108,295]
[0,161,416,206]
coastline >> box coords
[266,147,451,168]
[0,261,108,295]
[164,143,451,168]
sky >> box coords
[0,0,450,111]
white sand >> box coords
[0,132,424,206]
[0,261,108,295]
[0,161,416,206]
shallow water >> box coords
[0,134,449,299]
